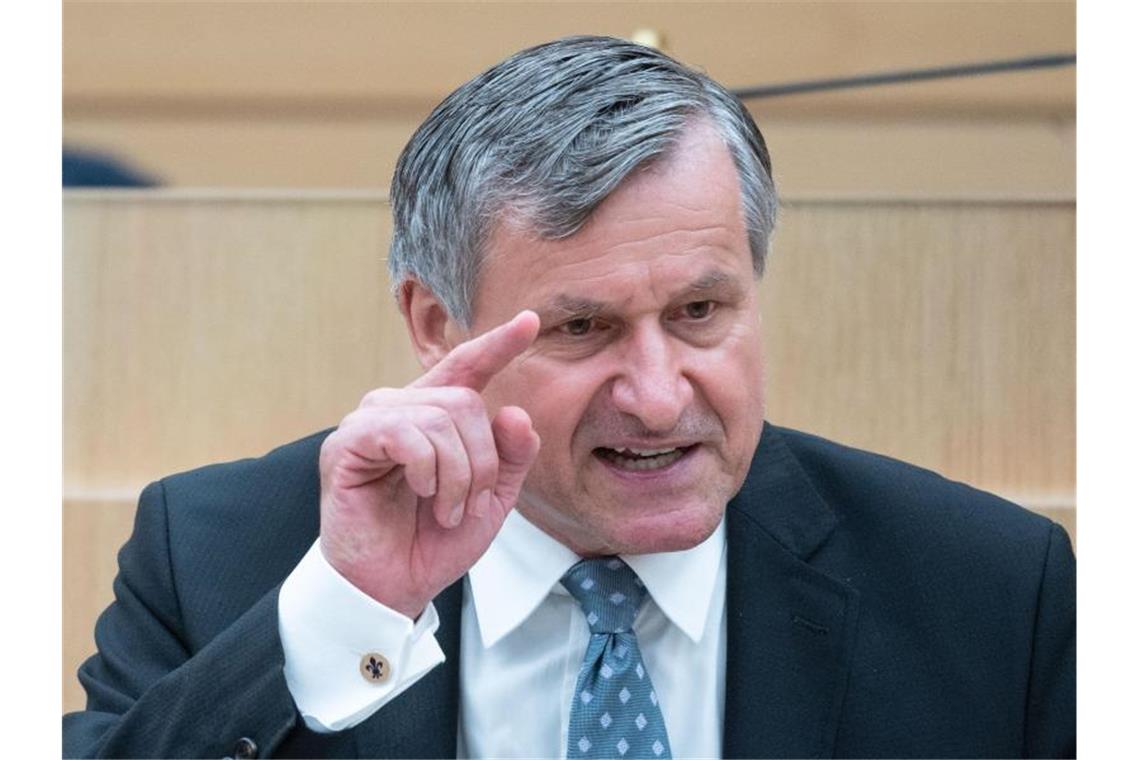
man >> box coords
[64,36,1075,759]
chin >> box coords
[519,483,728,557]
[599,501,725,556]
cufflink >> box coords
[359,652,391,684]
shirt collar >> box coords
[468,509,725,648]
[623,518,725,644]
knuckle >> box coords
[403,435,437,471]
[321,418,359,453]
[449,386,484,413]
[336,408,360,429]
[360,387,396,408]
[418,406,455,435]
[336,407,383,437]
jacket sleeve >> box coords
[1022,522,1076,759]
[62,480,300,759]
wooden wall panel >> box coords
[64,193,418,492]
[63,194,1075,502]
[761,201,1075,505]
[62,116,1076,200]
[63,498,137,715]
[64,1,1074,116]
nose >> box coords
[609,324,694,433]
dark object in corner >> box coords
[63,147,159,188]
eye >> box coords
[682,300,716,320]
[561,317,595,336]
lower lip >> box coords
[592,445,700,481]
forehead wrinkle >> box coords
[600,221,737,257]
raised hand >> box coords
[318,311,541,619]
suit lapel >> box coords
[352,578,465,758]
[723,425,860,759]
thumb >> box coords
[490,405,540,509]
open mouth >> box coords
[593,445,696,472]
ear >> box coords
[398,279,464,371]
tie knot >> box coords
[562,557,647,634]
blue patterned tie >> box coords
[563,558,673,759]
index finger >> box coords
[412,310,540,391]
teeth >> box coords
[598,446,687,471]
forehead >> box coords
[472,123,752,321]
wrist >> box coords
[318,539,430,620]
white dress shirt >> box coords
[279,510,728,758]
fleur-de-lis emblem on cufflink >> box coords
[359,652,391,684]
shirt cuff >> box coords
[278,540,446,733]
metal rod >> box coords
[730,53,1076,100]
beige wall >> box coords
[63,1,1075,198]
[63,2,1075,110]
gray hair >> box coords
[389,35,777,326]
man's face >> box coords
[470,121,766,556]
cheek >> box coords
[507,359,607,458]
[696,326,766,436]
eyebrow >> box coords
[678,269,742,300]
[532,268,744,326]
[530,296,605,329]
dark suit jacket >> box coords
[63,423,1075,758]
